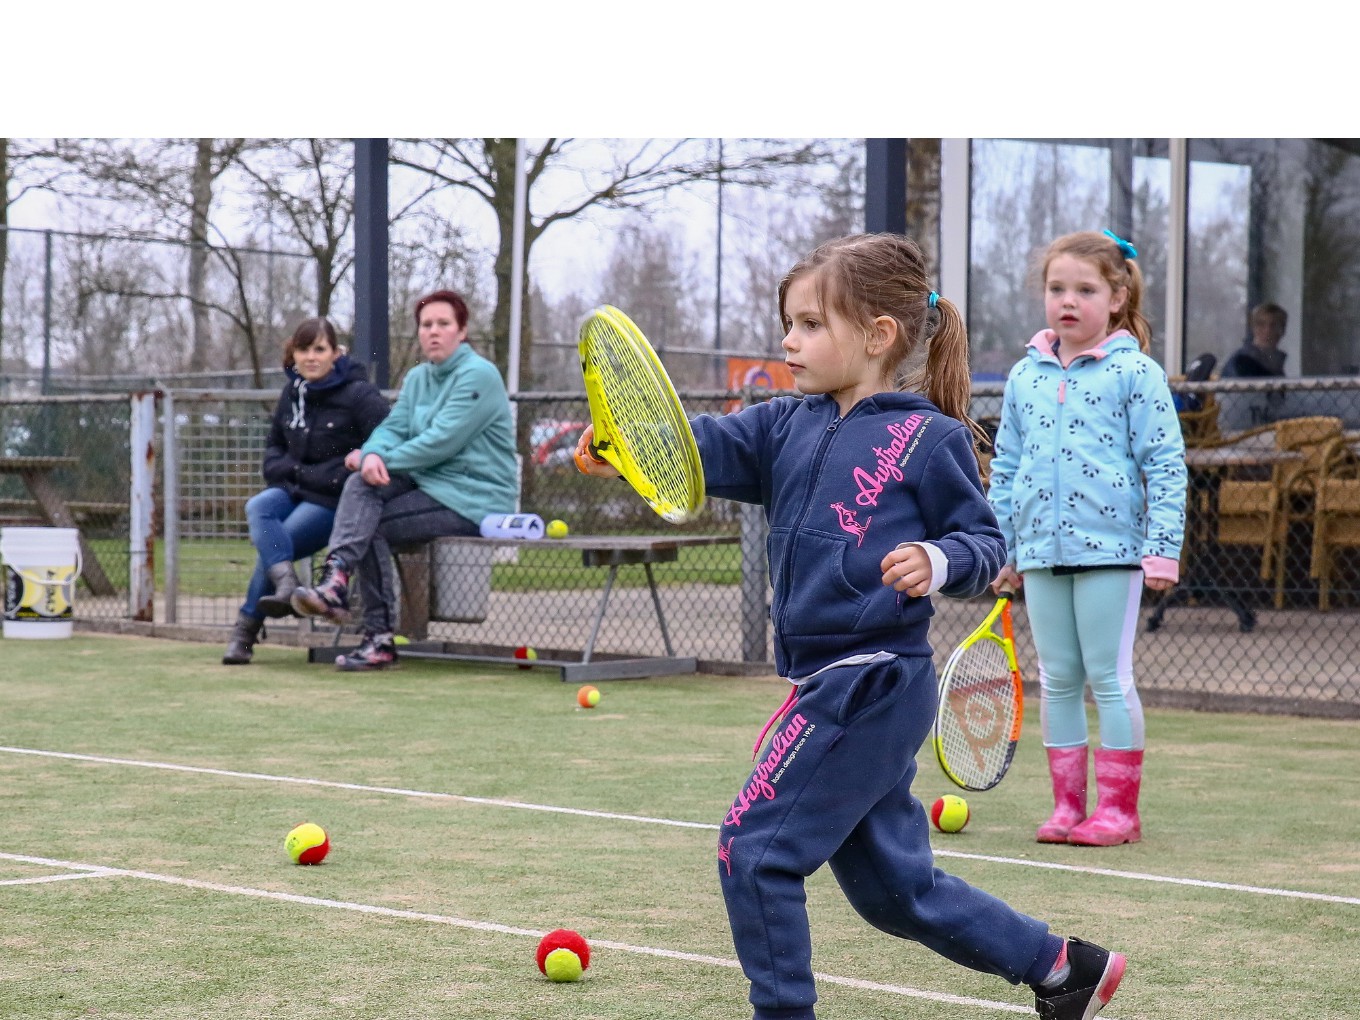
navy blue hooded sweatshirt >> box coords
[690,391,1005,678]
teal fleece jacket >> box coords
[988,329,1186,578]
[360,343,518,523]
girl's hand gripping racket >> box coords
[573,305,705,524]
[933,589,1024,792]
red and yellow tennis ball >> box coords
[546,519,569,539]
[536,928,591,982]
[577,684,601,709]
[930,795,970,833]
[513,645,538,669]
[285,822,330,864]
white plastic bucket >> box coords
[1,527,83,639]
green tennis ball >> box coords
[930,795,970,833]
[543,947,584,982]
[285,822,330,864]
[536,928,591,981]
[547,519,569,539]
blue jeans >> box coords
[241,488,336,618]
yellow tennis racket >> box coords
[575,305,705,524]
[933,590,1024,791]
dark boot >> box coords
[256,561,301,618]
[222,612,265,665]
[290,554,352,622]
[334,630,399,672]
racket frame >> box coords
[577,305,705,523]
[933,591,1024,792]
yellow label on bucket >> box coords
[4,564,76,620]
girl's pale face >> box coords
[418,301,467,364]
[1044,254,1126,351]
[780,274,887,414]
[293,337,340,382]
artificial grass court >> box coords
[1,635,1356,1020]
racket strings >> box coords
[582,317,701,518]
[936,639,1018,787]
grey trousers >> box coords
[326,472,479,634]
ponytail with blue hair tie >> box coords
[1103,229,1138,260]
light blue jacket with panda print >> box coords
[987,328,1187,580]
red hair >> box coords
[414,289,469,329]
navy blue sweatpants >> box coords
[717,654,1052,1020]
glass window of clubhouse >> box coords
[937,139,1360,384]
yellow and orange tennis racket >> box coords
[933,590,1024,791]
[574,305,705,524]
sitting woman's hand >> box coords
[344,449,362,472]
[573,426,618,478]
[360,452,391,486]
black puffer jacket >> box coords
[260,356,391,509]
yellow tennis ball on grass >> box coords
[930,795,970,833]
[547,519,570,539]
[577,684,600,708]
[285,822,330,864]
[536,928,591,982]
[544,947,584,982]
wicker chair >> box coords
[1214,416,1342,609]
[1310,435,1360,610]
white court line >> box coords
[4,744,1358,907]
[0,850,1033,1015]
[0,870,115,887]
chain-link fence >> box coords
[4,381,1360,717]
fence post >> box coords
[162,391,179,624]
[129,391,157,621]
[739,503,768,663]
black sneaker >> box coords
[291,556,351,622]
[1034,937,1126,1020]
[335,631,398,672]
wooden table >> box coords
[0,457,115,596]
[310,533,739,681]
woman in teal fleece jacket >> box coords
[291,289,517,670]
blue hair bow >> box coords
[1103,229,1138,260]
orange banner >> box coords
[726,357,795,412]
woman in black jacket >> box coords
[224,317,390,664]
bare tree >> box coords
[391,138,830,387]
[233,139,354,318]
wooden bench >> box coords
[309,533,738,682]
[0,498,129,527]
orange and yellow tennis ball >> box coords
[513,645,538,669]
[546,519,569,539]
[285,822,330,864]
[930,795,970,833]
[536,928,591,982]
[577,685,601,709]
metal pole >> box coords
[507,138,527,395]
[42,230,52,395]
[715,139,724,353]
[128,391,157,622]
[353,139,390,388]
[1165,139,1189,374]
[162,391,179,624]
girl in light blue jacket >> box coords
[988,230,1187,849]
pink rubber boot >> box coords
[1036,745,1089,843]
[1067,748,1143,846]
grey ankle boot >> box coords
[222,612,265,664]
[256,561,301,618]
